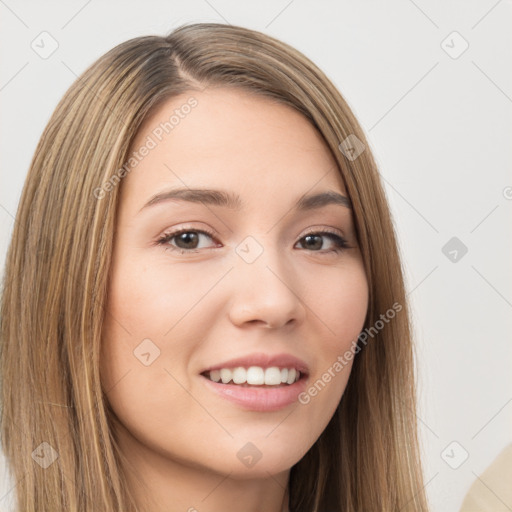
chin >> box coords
[202,437,311,479]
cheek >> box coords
[98,258,203,452]
[99,258,173,395]
[314,262,369,352]
[299,262,368,411]
[105,257,210,336]
[99,254,223,396]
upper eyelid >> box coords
[158,225,347,241]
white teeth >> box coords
[220,368,232,384]
[246,366,264,385]
[286,368,296,385]
[264,367,282,386]
[206,366,302,386]
[232,367,246,384]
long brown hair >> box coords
[0,22,430,511]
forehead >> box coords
[122,87,347,208]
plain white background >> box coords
[0,1,511,511]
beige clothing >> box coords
[459,443,512,511]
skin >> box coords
[100,87,369,512]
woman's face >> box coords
[100,87,368,481]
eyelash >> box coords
[156,227,350,256]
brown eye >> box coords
[174,232,200,250]
[300,234,323,251]
[157,228,217,253]
[296,232,349,253]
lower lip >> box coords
[201,375,308,412]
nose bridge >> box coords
[228,234,305,328]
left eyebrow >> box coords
[138,187,352,214]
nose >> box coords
[227,244,306,329]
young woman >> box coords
[0,22,430,512]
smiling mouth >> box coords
[201,366,303,387]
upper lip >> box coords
[201,352,309,375]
